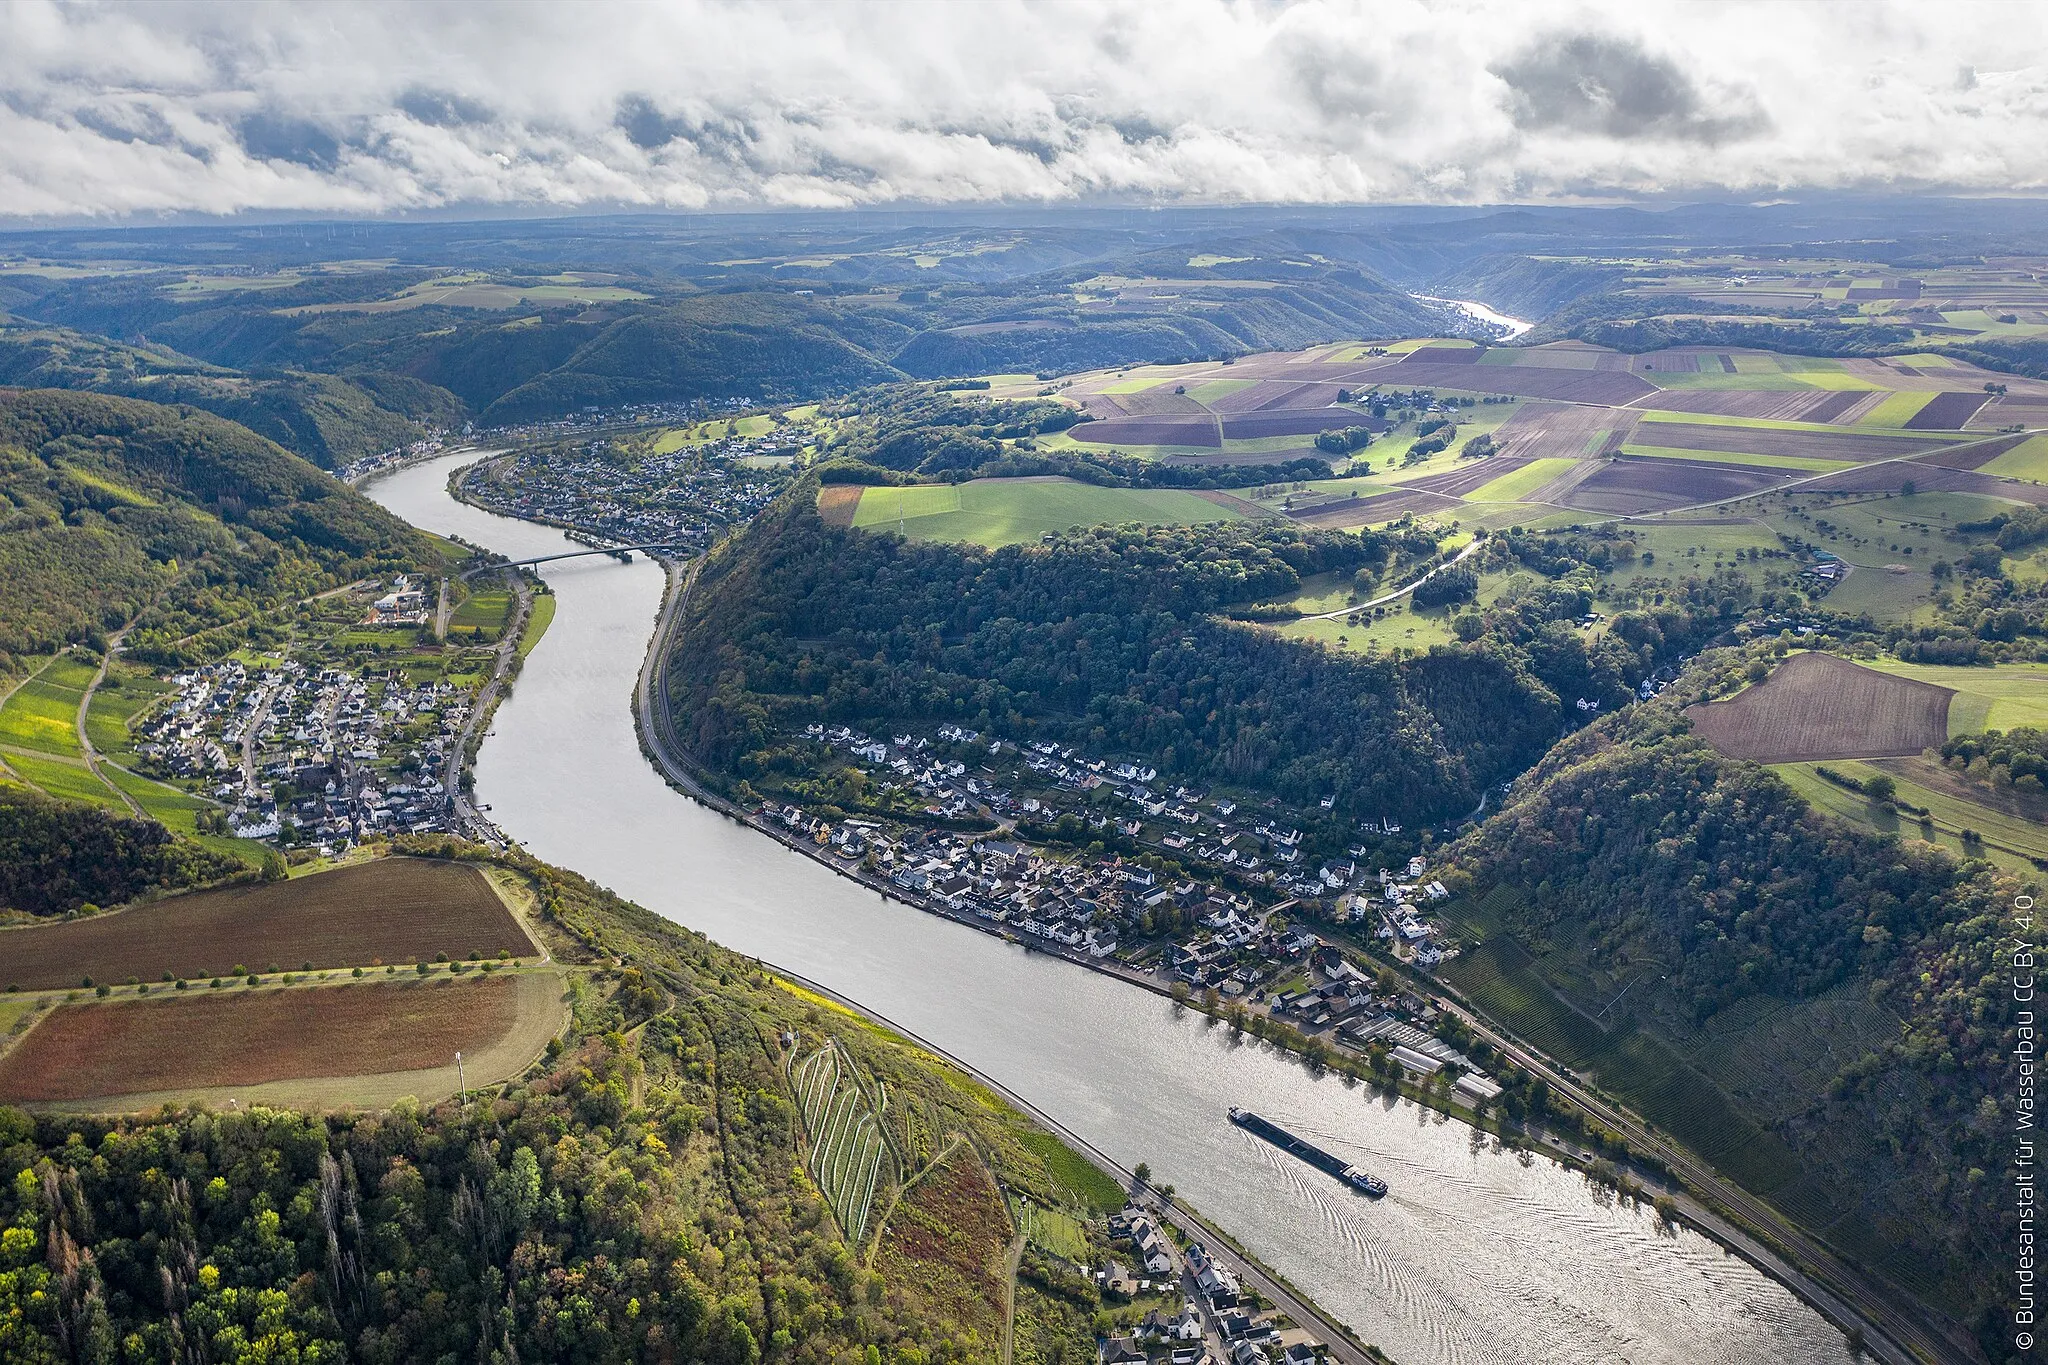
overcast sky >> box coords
[5,0,2048,219]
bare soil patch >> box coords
[1686,653,1952,763]
[1396,345,1486,366]
[1904,391,1994,430]
[0,975,531,1102]
[1801,391,1868,423]
[1289,487,1460,527]
[1638,422,1943,461]
[1494,402,1639,460]
[1555,456,1791,514]
[1069,418,1220,448]
[816,485,864,527]
[1407,455,1538,498]
[0,857,532,991]
[1220,410,1380,439]
[1804,461,2048,504]
[1113,389,1210,418]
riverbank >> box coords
[376,448,1856,1365]
[626,556,1918,1365]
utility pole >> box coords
[456,1051,466,1103]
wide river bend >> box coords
[368,454,1840,1365]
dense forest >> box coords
[0,789,242,919]
[665,486,1690,824]
[1452,676,2031,1354]
[0,390,436,664]
[0,831,1117,1365]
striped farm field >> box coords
[1622,444,1853,473]
[0,656,97,756]
[1464,458,1578,502]
[0,972,565,1108]
[1685,652,1952,762]
[791,1040,894,1244]
[0,856,534,992]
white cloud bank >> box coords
[3,0,2048,218]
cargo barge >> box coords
[1229,1107,1387,1197]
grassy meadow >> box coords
[846,477,1245,547]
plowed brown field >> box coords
[0,975,529,1102]
[1685,652,1952,762]
[0,857,532,991]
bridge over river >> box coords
[461,543,687,577]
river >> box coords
[1411,296,1533,340]
[368,454,1841,1365]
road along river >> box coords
[368,454,1843,1365]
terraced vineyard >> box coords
[790,1038,899,1245]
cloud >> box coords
[1,0,2047,218]
[1493,32,1770,144]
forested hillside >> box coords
[892,268,1448,378]
[15,247,1459,428]
[0,390,435,664]
[666,486,1663,823]
[0,830,1114,1365]
[0,787,241,919]
[1449,677,2030,1355]
[0,324,462,468]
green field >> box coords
[1854,659,2048,733]
[518,594,556,657]
[1636,410,1883,436]
[1464,458,1578,502]
[0,656,96,756]
[3,751,123,812]
[850,478,1244,547]
[450,589,513,636]
[653,414,777,452]
[1100,374,1175,395]
[1982,434,2048,481]
[1861,391,1937,427]
[1014,1129,1123,1212]
[84,665,168,760]
[1647,371,1836,393]
[1188,378,1257,404]
[1773,759,2048,872]
[1015,1200,1090,1260]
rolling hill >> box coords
[0,388,437,663]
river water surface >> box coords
[368,454,1841,1365]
